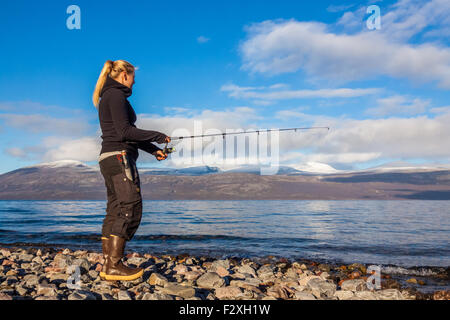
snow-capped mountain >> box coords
[0,159,449,200]
[290,162,340,174]
[25,160,94,169]
[364,161,450,172]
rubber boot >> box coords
[102,235,143,281]
[99,236,110,279]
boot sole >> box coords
[102,269,143,281]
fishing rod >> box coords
[162,126,330,154]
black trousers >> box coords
[99,153,142,241]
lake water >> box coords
[0,200,449,269]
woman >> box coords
[93,60,170,281]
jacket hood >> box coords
[100,76,132,98]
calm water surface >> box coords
[0,200,449,268]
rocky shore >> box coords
[0,246,448,301]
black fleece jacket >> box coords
[98,76,167,161]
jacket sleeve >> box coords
[109,89,167,144]
[137,141,163,156]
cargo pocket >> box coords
[111,172,140,203]
[110,172,142,237]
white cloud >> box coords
[0,113,91,136]
[366,95,430,116]
[41,137,101,162]
[380,0,450,41]
[239,12,450,87]
[197,36,210,43]
[5,147,27,159]
[301,152,382,164]
[430,106,450,114]
[137,106,264,137]
[0,101,86,116]
[5,104,450,169]
[278,111,450,164]
[327,4,356,13]
[221,83,380,100]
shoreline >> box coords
[1,245,449,300]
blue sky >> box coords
[0,0,449,174]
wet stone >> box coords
[118,290,132,300]
[340,279,367,292]
[68,290,97,300]
[142,292,174,300]
[196,272,225,289]
[158,283,195,299]
[148,273,168,287]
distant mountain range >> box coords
[0,160,449,200]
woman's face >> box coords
[120,71,135,89]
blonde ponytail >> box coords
[93,59,135,108]
[93,60,114,108]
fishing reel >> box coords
[162,142,176,155]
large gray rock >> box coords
[215,286,243,299]
[236,264,257,277]
[52,254,74,270]
[211,259,230,270]
[118,290,132,300]
[36,283,57,297]
[294,291,316,300]
[126,257,146,267]
[376,289,405,300]
[340,279,367,291]
[18,254,34,262]
[257,265,274,280]
[158,283,196,298]
[23,274,40,287]
[0,292,12,300]
[354,291,378,300]
[68,258,90,274]
[307,278,336,298]
[142,292,174,300]
[15,284,29,296]
[35,295,58,300]
[148,273,168,287]
[334,290,354,300]
[196,272,225,289]
[68,290,97,300]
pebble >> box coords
[118,290,132,300]
[0,292,12,300]
[36,283,57,296]
[340,279,367,291]
[141,292,174,300]
[148,273,168,287]
[294,291,317,300]
[68,290,97,300]
[376,289,405,300]
[236,264,257,277]
[196,272,225,289]
[158,283,196,298]
[215,286,243,299]
[307,278,336,298]
[0,246,443,301]
[433,290,450,300]
[257,265,275,280]
[334,290,354,300]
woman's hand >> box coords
[165,136,171,143]
[155,150,168,161]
